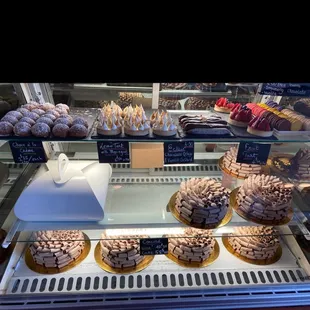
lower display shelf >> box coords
[5,229,309,296]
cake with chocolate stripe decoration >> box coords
[236,174,293,221]
[175,178,230,226]
[290,148,310,179]
[166,228,215,263]
[228,226,280,260]
[100,234,147,269]
[29,230,85,269]
[222,146,263,178]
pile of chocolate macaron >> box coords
[0,102,89,138]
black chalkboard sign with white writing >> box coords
[97,141,130,163]
[164,141,194,165]
[140,238,168,255]
[9,141,47,163]
[236,142,271,165]
[260,83,310,97]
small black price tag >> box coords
[140,238,168,255]
[9,141,47,163]
[164,141,194,165]
[97,141,130,163]
[236,142,271,165]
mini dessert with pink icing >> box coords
[151,110,177,136]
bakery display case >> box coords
[0,83,310,309]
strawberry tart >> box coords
[228,105,252,127]
[247,116,273,137]
[214,98,236,113]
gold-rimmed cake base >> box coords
[25,233,91,274]
[94,242,154,274]
[230,187,293,226]
[168,192,233,229]
[165,239,220,268]
[218,156,270,180]
[222,235,282,265]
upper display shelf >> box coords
[1,102,310,143]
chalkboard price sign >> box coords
[260,83,310,97]
[164,141,194,165]
[97,141,130,163]
[9,141,47,163]
[140,238,168,255]
[236,142,271,165]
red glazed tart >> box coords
[228,105,252,127]
[214,98,236,113]
[247,116,273,137]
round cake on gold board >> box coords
[218,156,270,180]
[165,239,220,268]
[168,192,233,229]
[267,154,293,178]
[222,235,282,265]
[94,242,154,274]
[230,187,293,226]
[25,233,91,275]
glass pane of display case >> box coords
[1,82,310,309]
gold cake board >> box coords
[94,242,154,274]
[25,233,91,275]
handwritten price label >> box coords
[9,141,47,163]
[140,238,168,256]
[97,141,130,163]
[164,141,194,165]
[236,142,271,165]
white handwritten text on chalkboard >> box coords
[9,141,47,163]
[97,141,130,163]
[164,141,194,164]
[236,142,271,165]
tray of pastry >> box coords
[91,104,182,141]
[177,114,236,139]
[0,104,99,141]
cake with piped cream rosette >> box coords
[123,104,150,136]
[150,110,177,136]
[29,230,85,269]
[174,178,230,226]
[166,228,216,263]
[228,226,280,260]
[97,101,122,136]
[100,233,147,269]
[236,174,293,222]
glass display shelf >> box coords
[4,180,310,243]
[1,108,309,143]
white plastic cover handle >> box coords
[58,153,69,182]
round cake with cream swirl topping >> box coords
[29,230,85,269]
[228,226,280,260]
[100,233,147,269]
[175,178,230,226]
[166,228,215,263]
[236,174,293,222]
